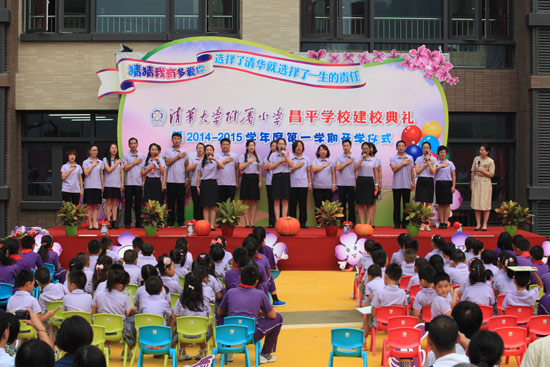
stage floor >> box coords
[48,225,546,271]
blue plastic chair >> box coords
[43,263,56,283]
[0,283,13,307]
[136,325,176,367]
[224,316,261,367]
[212,325,250,367]
[328,328,367,367]
[32,286,40,300]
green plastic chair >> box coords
[209,303,217,348]
[18,319,37,340]
[47,300,64,329]
[93,313,129,367]
[126,284,138,301]
[170,293,180,309]
[63,311,93,324]
[129,313,165,367]
[178,276,185,289]
[176,316,211,358]
[92,325,110,367]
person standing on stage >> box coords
[83,144,104,231]
[390,140,415,229]
[61,149,83,205]
[102,143,124,229]
[289,140,312,229]
[141,143,166,204]
[216,138,239,203]
[368,142,382,227]
[197,144,225,230]
[434,145,456,229]
[239,140,262,228]
[415,141,437,231]
[312,144,336,227]
[355,142,380,226]
[163,132,188,227]
[471,144,495,231]
[336,139,356,226]
[264,140,278,228]
[123,137,146,228]
[187,143,205,220]
[268,138,294,220]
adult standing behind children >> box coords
[163,132,188,226]
[216,138,239,203]
[390,140,415,229]
[123,137,146,228]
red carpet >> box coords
[48,226,545,271]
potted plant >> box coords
[215,198,249,237]
[141,200,169,237]
[404,201,435,237]
[315,200,344,236]
[495,200,534,237]
[57,201,87,237]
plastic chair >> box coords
[18,319,37,339]
[92,325,110,367]
[352,267,362,302]
[478,304,494,329]
[409,284,421,305]
[176,316,211,358]
[505,305,534,325]
[137,325,176,367]
[47,300,64,329]
[179,276,185,289]
[209,303,217,348]
[126,284,138,300]
[527,315,550,342]
[421,306,432,323]
[0,283,13,307]
[497,294,506,315]
[170,293,180,309]
[487,315,518,331]
[43,263,55,282]
[328,328,366,367]
[93,313,129,367]
[495,327,528,365]
[381,327,423,367]
[387,316,418,330]
[224,316,262,367]
[129,313,166,367]
[32,286,40,300]
[399,276,412,291]
[370,306,407,356]
[212,325,250,367]
[63,311,92,324]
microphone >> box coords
[477,160,481,167]
[152,156,156,174]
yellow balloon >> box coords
[422,120,442,138]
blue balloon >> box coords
[405,144,423,161]
[418,135,440,154]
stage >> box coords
[47,226,546,271]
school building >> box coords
[0,0,549,236]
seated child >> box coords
[19,235,43,272]
[63,270,92,312]
[214,235,234,270]
[136,242,156,268]
[87,239,101,271]
[530,245,547,281]
[91,267,137,318]
[157,254,182,295]
[362,249,387,284]
[210,243,230,279]
[460,260,495,306]
[132,237,144,260]
[100,237,121,264]
[171,247,189,278]
[371,263,408,319]
[449,250,469,285]
[514,238,533,267]
[431,272,458,317]
[401,248,417,277]
[134,265,169,308]
[426,316,470,366]
[502,268,542,312]
[36,267,67,311]
[412,266,437,321]
[0,240,22,286]
[195,253,223,300]
[174,237,193,273]
[408,257,429,292]
[122,249,141,285]
[356,239,377,271]
[425,235,446,261]
[193,265,217,304]
[137,276,172,322]
[253,227,275,270]
[464,237,484,263]
[480,249,499,277]
[224,247,250,292]
[440,243,455,271]
[37,235,66,283]
[390,233,409,265]
[492,253,519,295]
[243,235,271,294]
[363,264,384,306]
[75,253,93,285]
[7,270,56,323]
[88,256,113,294]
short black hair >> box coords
[73,345,107,367]
[433,272,450,286]
[468,330,504,367]
[132,237,144,251]
[209,244,225,262]
[142,242,154,256]
[35,267,51,285]
[68,270,87,290]
[128,137,138,144]
[291,140,304,154]
[15,269,34,288]
[516,238,531,252]
[252,227,266,242]
[342,139,351,146]
[441,243,456,258]
[414,257,429,271]
[530,245,544,261]
[123,249,138,264]
[396,140,406,147]
[452,250,466,263]
[20,235,35,249]
[514,270,532,288]
[232,247,250,269]
[385,263,402,281]
[451,301,482,339]
[372,249,387,268]
[427,315,459,353]
[367,264,382,278]
[364,239,376,253]
[437,145,447,154]
[88,239,101,254]
[481,249,497,266]
[404,248,417,262]
[397,233,409,247]
[76,252,90,268]
[55,316,94,354]
[15,339,55,367]
[421,141,431,149]
[419,265,436,283]
[480,143,491,154]
[240,265,259,286]
[106,267,130,291]
[242,236,260,258]
[0,312,20,345]
[315,144,330,158]
[220,137,231,145]
[171,132,182,139]
[405,238,419,252]
[432,235,446,249]
[145,276,163,296]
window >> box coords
[450,0,511,39]
[96,0,166,33]
[373,0,442,40]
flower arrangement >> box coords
[2,226,49,241]
[495,201,534,226]
[215,199,249,227]
[57,201,87,226]
[141,200,169,228]
[404,201,436,227]
[315,200,345,227]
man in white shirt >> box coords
[521,334,550,367]
[0,312,17,366]
[427,315,470,367]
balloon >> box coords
[542,241,550,257]
[405,144,423,161]
[451,232,469,251]
[401,126,422,146]
[422,120,442,138]
[450,190,463,211]
[418,135,439,154]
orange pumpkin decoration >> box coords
[275,216,301,236]
[194,220,211,236]
[355,223,374,236]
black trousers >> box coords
[62,192,80,205]
[289,187,308,226]
[338,186,356,224]
[190,186,203,220]
[218,185,236,203]
[313,189,333,222]
[166,183,186,226]
[392,188,411,226]
[266,185,276,226]
[124,185,142,226]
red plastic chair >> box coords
[487,316,518,331]
[386,316,418,330]
[352,266,363,302]
[495,327,528,365]
[369,306,406,356]
[497,294,506,315]
[478,304,494,329]
[409,284,421,305]
[527,315,550,343]
[505,305,534,325]
[421,306,432,323]
[399,276,412,291]
[381,328,423,367]
[452,284,461,301]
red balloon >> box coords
[401,126,422,146]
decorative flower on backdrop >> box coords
[342,52,355,64]
[387,49,400,59]
[334,232,366,269]
[307,49,327,60]
[329,53,340,63]
[372,50,385,63]
[357,51,370,65]
[265,231,288,263]
[400,55,416,71]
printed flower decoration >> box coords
[433,66,450,82]
[335,232,366,269]
[357,51,370,65]
[329,53,340,63]
[342,52,355,64]
[447,76,459,86]
[409,45,427,63]
[400,55,416,71]
[372,50,385,63]
[307,49,327,60]
[423,68,434,79]
[387,49,400,59]
[265,231,288,263]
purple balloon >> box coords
[450,190,463,211]
[451,231,469,251]
[542,241,550,257]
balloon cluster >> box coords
[400,120,442,162]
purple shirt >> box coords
[173,297,211,318]
[260,245,276,269]
[63,289,92,312]
[124,264,141,285]
[431,294,452,317]
[312,158,334,189]
[214,261,231,279]
[502,288,539,311]
[7,291,41,313]
[449,263,469,285]
[461,282,495,305]
[357,254,373,271]
[218,286,273,321]
[412,287,436,310]
[215,152,238,186]
[484,263,499,278]
[355,157,378,177]
[269,152,291,174]
[224,269,241,291]
[239,154,262,175]
[61,163,83,193]
[541,272,550,294]
[92,288,129,318]
[123,151,146,186]
[0,263,20,285]
[390,154,413,189]
[435,159,456,182]
[401,261,416,276]
[19,250,43,271]
[83,158,104,189]
[187,152,202,187]
[492,275,516,295]
[415,155,437,178]
[198,159,220,181]
[164,147,188,184]
[144,156,166,179]
[364,277,384,298]
[103,158,123,188]
[408,275,420,291]
[138,294,172,321]
[160,275,182,295]
[38,282,67,311]
[137,255,157,269]
[135,285,169,306]
[425,249,441,261]
[517,255,534,267]
[372,284,407,308]
[253,254,271,294]
[336,153,356,186]
[290,155,310,188]
[390,249,404,265]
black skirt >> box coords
[200,179,218,207]
[271,173,290,200]
[355,176,375,205]
[103,187,122,199]
[436,180,453,205]
[143,177,164,203]
[240,174,260,200]
[416,177,434,203]
[83,188,102,204]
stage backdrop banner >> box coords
[98,37,449,227]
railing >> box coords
[451,17,496,38]
[374,17,441,40]
[174,15,199,30]
[342,16,364,35]
[314,16,330,34]
[96,15,166,33]
[209,15,234,30]
[28,14,55,31]
[63,15,87,30]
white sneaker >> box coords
[179,353,193,361]
[260,354,277,364]
[419,224,425,231]
[226,353,234,362]
[426,224,431,231]
[194,349,207,360]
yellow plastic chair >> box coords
[178,276,185,289]
[18,319,37,340]
[129,313,165,367]
[63,311,93,324]
[170,293,180,309]
[176,316,211,359]
[47,300,64,329]
[209,303,217,348]
[125,284,138,303]
[92,325,110,367]
[93,313,129,367]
